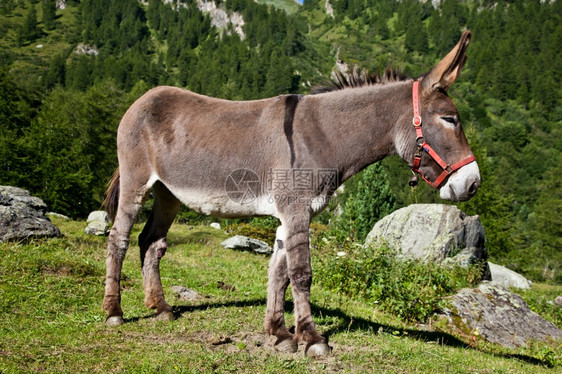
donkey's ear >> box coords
[422,30,471,92]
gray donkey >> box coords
[103,31,479,356]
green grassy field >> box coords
[0,218,560,373]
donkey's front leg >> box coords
[265,226,297,353]
[284,216,331,357]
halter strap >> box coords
[410,81,476,189]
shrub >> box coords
[331,162,396,243]
[313,240,483,322]
[224,217,279,246]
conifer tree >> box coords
[0,0,16,15]
[42,0,56,30]
[44,53,66,89]
[405,21,428,52]
[335,163,396,243]
[18,3,40,45]
[526,160,562,282]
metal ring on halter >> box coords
[412,115,422,127]
[416,137,425,147]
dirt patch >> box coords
[185,330,353,371]
[40,264,71,276]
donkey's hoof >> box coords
[274,338,298,353]
[105,316,124,327]
[155,311,174,322]
[306,342,331,357]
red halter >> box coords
[410,81,476,189]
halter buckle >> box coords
[412,115,422,127]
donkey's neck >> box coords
[299,80,412,183]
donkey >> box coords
[102,31,479,356]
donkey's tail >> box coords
[102,168,120,221]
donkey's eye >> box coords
[441,116,456,125]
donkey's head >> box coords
[401,31,480,202]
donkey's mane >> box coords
[310,66,409,95]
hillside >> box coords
[0,220,559,372]
[258,0,301,14]
[0,0,560,284]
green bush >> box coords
[313,240,483,322]
[331,162,396,243]
[224,217,279,246]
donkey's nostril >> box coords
[468,181,479,196]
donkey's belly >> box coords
[166,185,278,218]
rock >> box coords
[211,335,232,346]
[75,44,99,56]
[194,0,245,39]
[440,282,562,348]
[171,286,202,301]
[84,210,110,236]
[87,211,109,223]
[217,281,236,292]
[365,204,489,277]
[46,212,70,221]
[325,0,335,18]
[488,262,532,290]
[554,296,562,307]
[85,221,110,236]
[0,186,61,242]
[221,235,272,255]
[210,222,221,230]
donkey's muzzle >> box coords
[439,162,481,202]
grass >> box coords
[0,218,560,373]
[257,0,301,14]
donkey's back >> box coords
[112,86,296,218]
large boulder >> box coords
[0,186,61,242]
[440,282,562,348]
[365,204,488,275]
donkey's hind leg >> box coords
[265,226,298,353]
[104,177,150,326]
[139,182,180,321]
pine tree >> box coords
[335,163,396,243]
[458,127,515,258]
[42,0,56,30]
[405,21,428,52]
[44,53,66,89]
[18,3,40,45]
[263,47,298,97]
[0,0,16,16]
[526,161,562,283]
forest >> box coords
[0,0,560,283]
